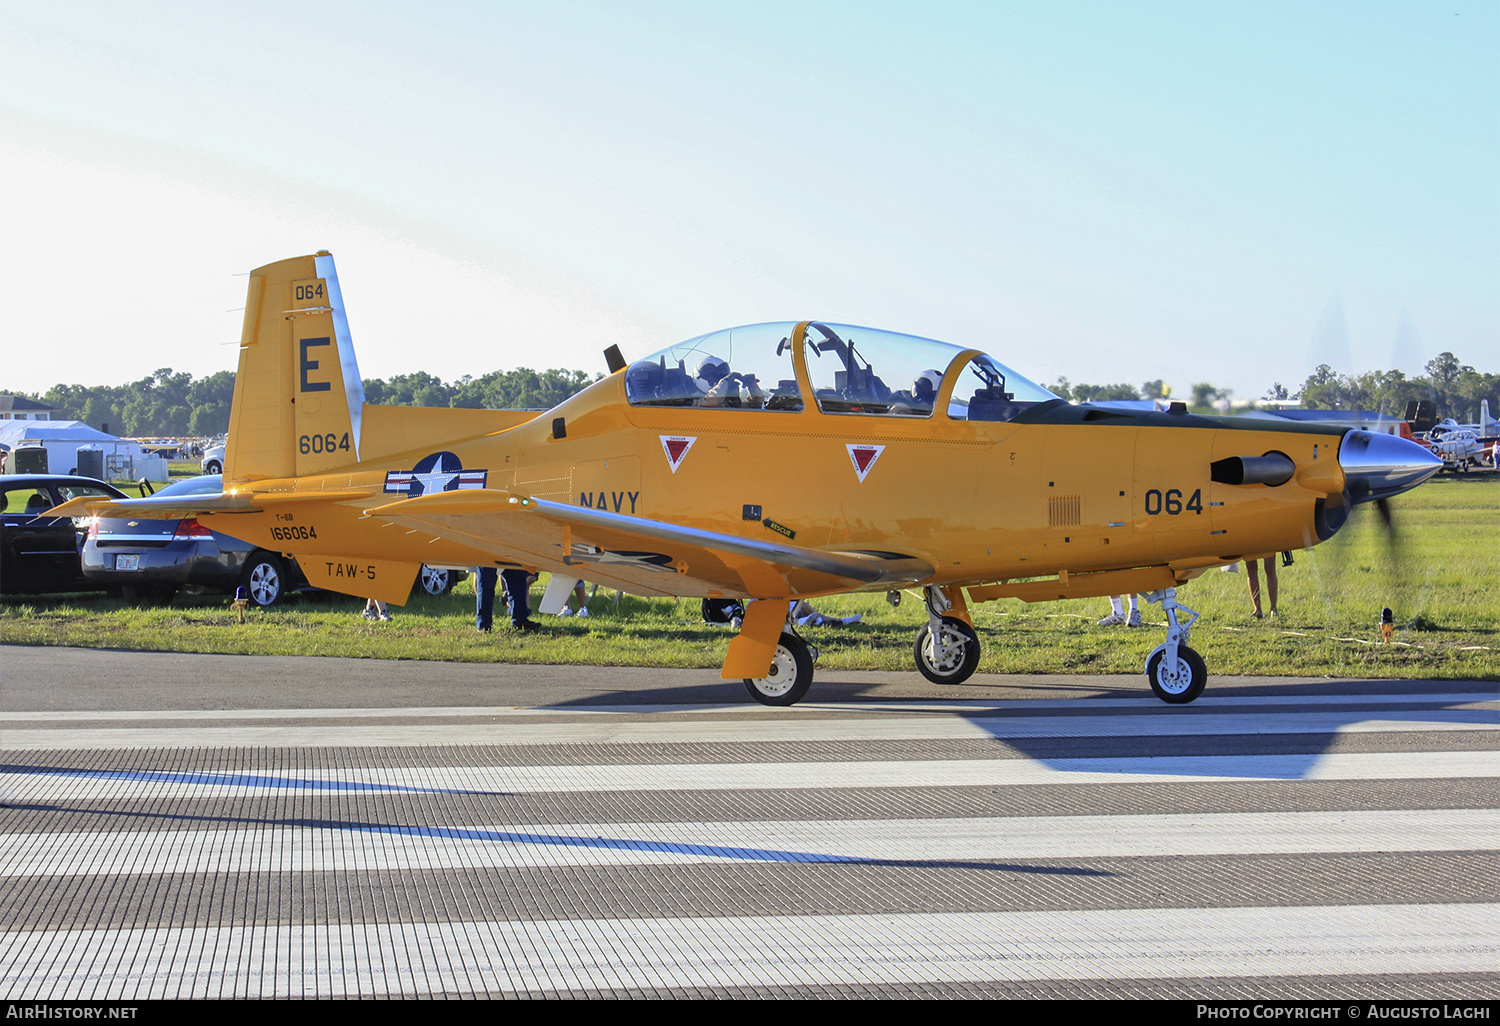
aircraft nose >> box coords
[1338,430,1443,504]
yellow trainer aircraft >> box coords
[53,252,1443,706]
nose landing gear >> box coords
[1141,587,1206,703]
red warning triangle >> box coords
[660,435,697,473]
[846,443,886,482]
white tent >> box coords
[0,420,166,482]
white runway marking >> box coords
[0,808,1492,877]
[4,688,1493,998]
[5,749,1495,801]
[2,904,1493,999]
[3,694,1493,750]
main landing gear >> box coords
[913,585,981,685]
[1141,587,1206,703]
[742,605,820,706]
[743,631,815,706]
[737,586,984,706]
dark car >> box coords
[1,475,129,595]
[81,474,466,605]
[81,474,314,605]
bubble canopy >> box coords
[624,321,1059,422]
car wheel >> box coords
[204,460,222,475]
[241,552,285,607]
[415,565,453,596]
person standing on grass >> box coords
[501,568,539,631]
[1098,594,1140,627]
[474,566,497,632]
[1246,556,1279,619]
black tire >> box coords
[415,565,454,596]
[743,632,814,706]
[204,460,222,475]
[1146,645,1208,704]
[241,552,285,608]
[913,616,981,685]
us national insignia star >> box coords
[384,450,488,498]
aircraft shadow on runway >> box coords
[541,675,1496,782]
[0,796,1113,876]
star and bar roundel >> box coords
[383,451,488,498]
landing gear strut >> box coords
[1141,587,1206,703]
[913,586,981,685]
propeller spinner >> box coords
[1338,430,1443,505]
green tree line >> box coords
[1271,353,1500,422]
[15,369,240,438]
[1047,351,1496,420]
[2,366,602,437]
[362,368,601,410]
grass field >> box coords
[2,475,1495,680]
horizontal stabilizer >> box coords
[46,490,372,520]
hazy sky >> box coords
[1,1,1495,400]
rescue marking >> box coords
[763,518,796,540]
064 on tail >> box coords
[53,252,1443,706]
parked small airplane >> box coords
[1423,420,1491,472]
[1405,399,1497,472]
[51,253,1444,705]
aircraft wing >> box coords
[365,488,932,597]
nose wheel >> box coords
[1141,587,1207,704]
[1146,645,1207,703]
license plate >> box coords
[115,554,140,571]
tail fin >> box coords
[225,252,365,482]
[1483,399,1495,432]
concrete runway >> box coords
[1,645,1496,998]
